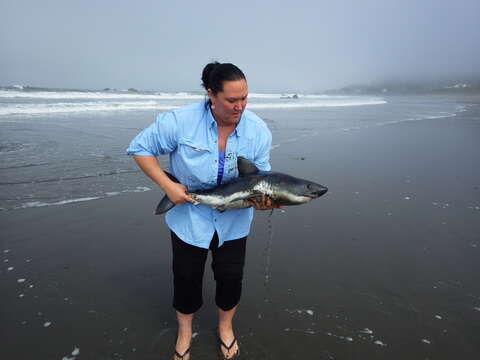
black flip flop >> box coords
[174,346,190,360]
[219,336,239,359]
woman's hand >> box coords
[246,195,281,210]
[131,156,195,205]
[164,181,195,205]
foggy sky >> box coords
[1,0,479,92]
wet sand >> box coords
[2,103,480,359]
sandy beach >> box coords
[1,96,480,359]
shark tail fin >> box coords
[154,171,180,215]
[154,195,175,215]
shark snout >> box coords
[307,183,328,198]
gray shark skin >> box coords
[155,157,328,215]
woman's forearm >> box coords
[133,155,193,204]
[132,155,173,191]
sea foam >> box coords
[0,93,387,116]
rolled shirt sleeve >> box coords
[126,111,178,156]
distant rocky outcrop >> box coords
[280,93,299,99]
[324,80,480,95]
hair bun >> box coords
[201,61,221,90]
[200,62,246,94]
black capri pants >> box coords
[171,231,247,314]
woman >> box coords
[127,62,273,359]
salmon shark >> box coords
[155,157,328,214]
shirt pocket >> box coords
[177,138,214,189]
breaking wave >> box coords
[0,86,386,116]
[0,101,176,116]
[0,89,204,100]
[248,98,386,109]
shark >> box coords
[155,157,328,214]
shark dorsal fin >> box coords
[237,157,259,177]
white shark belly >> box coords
[191,191,254,209]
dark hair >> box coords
[201,62,246,95]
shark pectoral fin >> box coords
[242,194,264,206]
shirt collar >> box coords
[206,102,245,137]
[207,104,217,129]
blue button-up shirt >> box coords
[127,101,272,248]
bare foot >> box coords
[218,325,239,359]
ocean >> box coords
[0,86,469,212]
